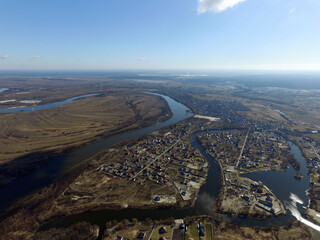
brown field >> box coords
[102,220,154,240]
[212,220,317,240]
[0,92,170,179]
[240,102,288,123]
[0,78,108,107]
[33,222,99,240]
[272,103,320,126]
[54,161,178,213]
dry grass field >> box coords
[102,220,154,240]
[240,102,288,123]
[0,78,107,107]
[212,220,316,240]
[0,92,170,178]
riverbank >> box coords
[213,179,286,219]
[0,93,194,239]
[0,118,215,239]
[0,90,317,239]
[2,122,312,238]
[284,134,320,214]
[197,130,288,218]
[0,93,172,188]
[27,122,313,233]
[37,120,211,218]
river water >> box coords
[41,129,310,230]
[0,93,100,113]
[0,93,192,213]
[0,88,9,93]
[0,92,311,230]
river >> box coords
[41,128,310,230]
[0,93,100,113]
[0,92,311,231]
[0,88,9,94]
[0,93,192,213]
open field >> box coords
[33,221,99,240]
[0,92,170,183]
[103,219,185,240]
[0,78,109,108]
[240,102,289,123]
[186,221,200,239]
[102,219,154,240]
[212,219,317,240]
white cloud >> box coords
[289,8,296,14]
[197,0,246,13]
[28,55,40,60]
[1,55,9,60]
[139,57,146,62]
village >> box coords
[292,134,320,187]
[103,218,213,240]
[198,130,289,217]
[95,121,209,203]
[101,215,312,240]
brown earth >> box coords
[0,92,171,182]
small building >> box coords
[179,223,185,230]
[258,199,273,208]
[137,232,145,239]
[199,228,205,237]
[159,227,167,234]
[241,195,251,202]
[154,196,161,202]
[266,195,272,202]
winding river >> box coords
[0,92,311,231]
[41,131,309,230]
[0,93,192,213]
[0,93,100,113]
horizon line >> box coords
[0,68,320,73]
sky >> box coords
[0,0,320,71]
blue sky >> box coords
[0,0,319,70]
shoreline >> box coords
[0,94,173,190]
[195,133,288,220]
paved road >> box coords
[310,144,320,161]
[148,225,156,240]
[133,138,182,179]
[236,127,250,168]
